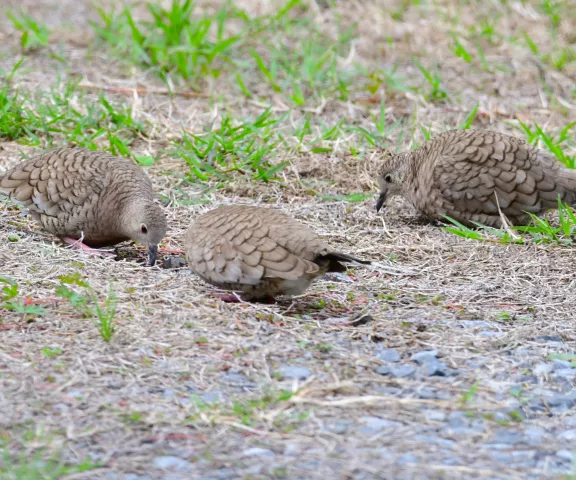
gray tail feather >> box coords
[324,252,371,266]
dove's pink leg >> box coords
[61,237,116,257]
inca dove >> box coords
[185,205,370,301]
[376,129,576,227]
[0,147,167,265]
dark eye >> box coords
[141,224,148,234]
[384,174,392,183]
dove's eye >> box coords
[384,174,392,183]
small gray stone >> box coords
[562,417,576,426]
[489,450,536,467]
[411,350,438,364]
[200,391,225,404]
[553,359,573,369]
[358,416,402,434]
[377,348,401,363]
[478,331,504,338]
[398,454,418,464]
[558,429,576,441]
[276,365,311,380]
[557,450,574,461]
[523,426,546,446]
[533,362,554,376]
[243,447,276,457]
[489,430,523,445]
[66,390,83,399]
[390,364,416,378]
[448,411,469,427]
[533,335,563,343]
[419,359,448,377]
[375,365,391,376]
[152,456,193,472]
[554,369,576,379]
[423,409,446,422]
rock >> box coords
[489,450,536,467]
[558,429,576,441]
[66,390,83,399]
[557,450,574,461]
[377,348,401,362]
[389,364,416,378]
[411,350,438,364]
[220,371,257,391]
[532,362,554,376]
[533,335,563,343]
[419,359,448,377]
[398,454,418,464]
[243,447,276,457]
[375,365,391,376]
[200,391,225,404]
[552,359,573,369]
[489,430,523,445]
[358,416,402,434]
[322,272,353,282]
[276,365,311,380]
[554,369,576,380]
[523,426,546,446]
[423,409,446,422]
[162,256,186,269]
[152,456,193,472]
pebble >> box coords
[489,429,523,445]
[554,369,576,379]
[243,447,276,457]
[411,350,438,364]
[419,359,448,377]
[220,371,257,389]
[152,456,193,472]
[377,348,401,363]
[383,364,416,378]
[532,362,554,376]
[358,416,402,434]
[552,359,573,369]
[557,450,574,461]
[200,391,225,404]
[276,365,311,380]
[533,335,563,343]
[558,429,576,441]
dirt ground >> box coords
[1,1,575,479]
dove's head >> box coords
[375,152,412,213]
[124,202,167,266]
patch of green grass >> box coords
[0,441,98,480]
[92,0,243,87]
[0,276,48,320]
[170,108,289,183]
[412,58,448,102]
[7,10,50,52]
[444,198,576,246]
[56,273,117,342]
[92,0,361,104]
[514,120,576,168]
[0,77,147,157]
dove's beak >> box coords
[148,244,158,267]
[375,192,387,212]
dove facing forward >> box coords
[0,147,167,265]
[376,129,576,228]
[185,205,370,301]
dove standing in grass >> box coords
[0,147,167,265]
[185,205,370,301]
[376,129,576,228]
